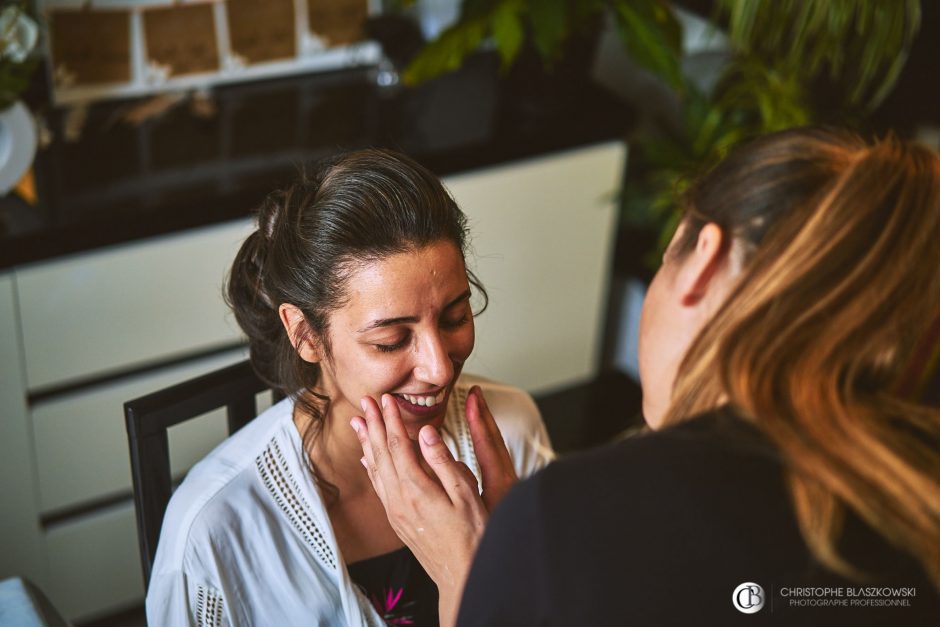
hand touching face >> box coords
[350,386,519,627]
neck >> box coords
[294,396,380,499]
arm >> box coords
[351,387,519,627]
[457,474,551,627]
[147,570,230,627]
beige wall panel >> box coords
[445,142,626,394]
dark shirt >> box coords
[348,546,440,626]
[457,409,940,626]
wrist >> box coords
[437,573,468,627]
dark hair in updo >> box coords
[225,148,486,460]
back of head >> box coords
[666,128,940,586]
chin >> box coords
[396,417,443,443]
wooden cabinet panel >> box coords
[44,502,143,622]
[446,141,626,394]
[0,274,47,586]
[33,349,245,513]
[16,219,253,390]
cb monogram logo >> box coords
[733,582,765,614]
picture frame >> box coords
[40,0,382,106]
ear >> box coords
[674,222,728,307]
[278,303,322,363]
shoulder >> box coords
[542,409,783,506]
[461,412,794,624]
[150,398,298,578]
[518,409,800,577]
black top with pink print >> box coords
[348,546,439,626]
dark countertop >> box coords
[1,52,634,270]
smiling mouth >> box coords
[394,389,446,408]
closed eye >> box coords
[442,297,472,329]
[442,313,470,329]
[374,334,409,353]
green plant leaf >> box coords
[613,0,683,91]
[403,17,489,85]
[715,0,920,113]
[0,55,38,110]
[528,0,569,61]
[490,1,525,69]
[460,0,501,20]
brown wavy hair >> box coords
[663,127,940,586]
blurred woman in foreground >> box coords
[353,128,940,625]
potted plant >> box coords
[398,0,923,267]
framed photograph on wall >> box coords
[40,0,383,106]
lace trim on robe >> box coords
[444,385,481,485]
[256,438,337,570]
[194,584,224,627]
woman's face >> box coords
[318,240,475,439]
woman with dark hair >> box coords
[146,149,552,626]
[354,128,940,625]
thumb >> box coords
[418,425,454,467]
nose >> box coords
[413,330,454,387]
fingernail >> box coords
[381,394,390,409]
[420,426,442,446]
[360,398,368,412]
[350,419,360,433]
[360,457,368,468]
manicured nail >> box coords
[360,457,368,468]
[350,419,360,433]
[382,394,390,409]
[420,426,442,446]
[360,398,368,412]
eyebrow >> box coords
[358,289,472,332]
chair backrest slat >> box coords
[124,359,270,587]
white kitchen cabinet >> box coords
[33,349,245,515]
[0,273,48,587]
[2,219,255,621]
[17,220,252,391]
[44,503,143,621]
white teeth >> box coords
[400,391,445,407]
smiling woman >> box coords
[280,242,475,441]
[145,149,553,626]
